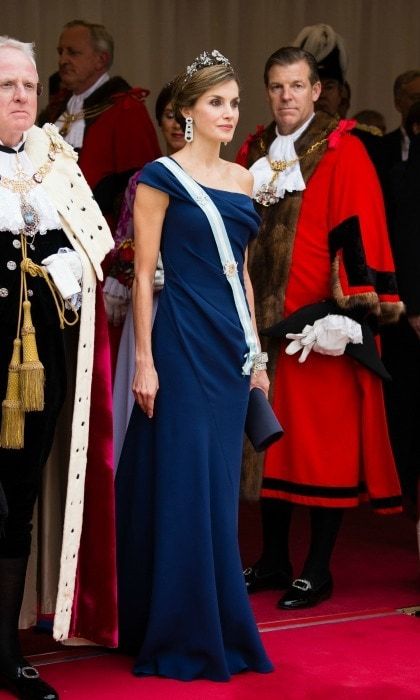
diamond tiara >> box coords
[184,50,231,83]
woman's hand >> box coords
[250,369,269,397]
[132,363,159,418]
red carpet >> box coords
[8,614,420,700]
[1,505,418,699]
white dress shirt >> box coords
[55,73,110,148]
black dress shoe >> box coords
[0,664,59,700]
[277,576,333,610]
[243,564,292,593]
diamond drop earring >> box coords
[184,116,194,143]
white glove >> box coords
[42,248,82,300]
[285,314,363,363]
[103,276,130,326]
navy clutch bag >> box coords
[245,388,284,452]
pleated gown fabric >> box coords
[116,161,273,681]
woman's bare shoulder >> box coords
[225,161,253,195]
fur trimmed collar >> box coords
[242,112,339,500]
[248,111,338,333]
[38,77,150,131]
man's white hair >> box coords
[0,36,37,67]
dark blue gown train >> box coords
[116,161,273,681]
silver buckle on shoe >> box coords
[292,578,312,592]
[20,666,40,679]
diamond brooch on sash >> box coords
[223,260,238,278]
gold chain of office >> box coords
[0,144,59,241]
[253,127,336,207]
[0,153,56,195]
[58,102,113,137]
[266,134,329,175]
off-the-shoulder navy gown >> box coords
[116,160,273,681]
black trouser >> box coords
[259,498,343,587]
[381,319,420,504]
[0,322,67,558]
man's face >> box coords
[315,78,343,117]
[0,48,38,146]
[413,121,420,136]
[57,25,107,94]
[395,76,420,125]
[266,60,321,135]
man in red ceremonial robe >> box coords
[238,46,403,610]
[38,19,161,233]
[38,19,162,369]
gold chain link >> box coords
[0,147,57,195]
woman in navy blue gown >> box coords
[116,50,273,681]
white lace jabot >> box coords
[0,140,61,235]
[250,114,315,201]
[55,73,110,148]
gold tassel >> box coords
[19,300,45,412]
[0,338,25,449]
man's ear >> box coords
[95,51,109,71]
[312,81,322,103]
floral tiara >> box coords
[184,50,231,83]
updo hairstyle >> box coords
[172,63,238,131]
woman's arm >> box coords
[243,248,270,396]
[234,166,270,395]
[132,182,169,417]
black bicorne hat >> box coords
[261,300,391,381]
[293,23,348,85]
[317,45,345,84]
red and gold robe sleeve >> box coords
[325,130,403,323]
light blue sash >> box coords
[158,156,259,375]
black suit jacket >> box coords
[387,135,420,315]
[353,127,387,192]
[0,229,71,327]
[382,127,403,171]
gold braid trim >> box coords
[0,338,24,448]
[355,123,383,138]
[20,255,79,330]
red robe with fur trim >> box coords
[39,80,162,372]
[241,117,402,512]
[39,80,161,234]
